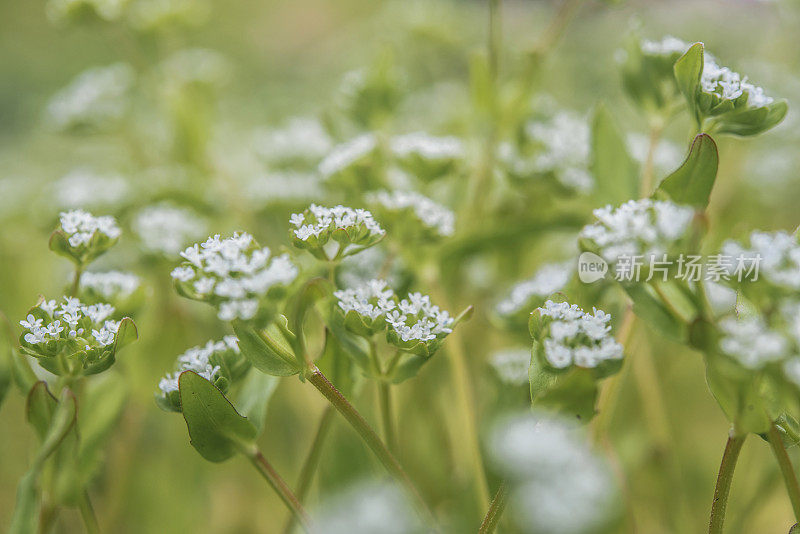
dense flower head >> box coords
[289,204,385,260]
[253,117,332,165]
[19,296,134,375]
[496,262,572,318]
[52,209,121,265]
[171,233,298,323]
[488,412,618,534]
[701,57,774,108]
[579,199,694,265]
[489,348,532,386]
[335,279,455,357]
[46,63,134,132]
[367,189,455,238]
[533,300,624,370]
[53,168,131,209]
[718,316,788,370]
[133,202,208,256]
[157,336,246,411]
[722,230,800,290]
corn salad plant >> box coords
[3,0,800,533]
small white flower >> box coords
[718,316,788,369]
[367,190,455,237]
[58,209,122,248]
[80,271,140,300]
[490,348,531,386]
[535,300,623,370]
[722,231,800,290]
[496,261,573,317]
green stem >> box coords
[709,432,746,534]
[281,406,336,534]
[247,448,311,532]
[478,482,508,534]
[640,122,663,198]
[304,364,435,526]
[71,266,83,297]
[767,423,800,521]
[78,491,100,534]
[378,380,397,454]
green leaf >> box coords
[232,320,300,377]
[179,370,258,462]
[286,277,333,368]
[590,104,639,204]
[655,133,718,209]
[712,100,788,137]
[26,381,58,440]
[235,371,279,434]
[673,42,704,125]
[623,284,687,342]
[529,348,598,423]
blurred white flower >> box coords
[80,271,140,300]
[311,481,419,534]
[132,202,208,256]
[390,132,463,160]
[53,168,131,209]
[368,189,455,237]
[580,199,694,265]
[489,348,531,386]
[722,231,800,290]
[488,411,618,534]
[160,48,231,90]
[252,117,332,165]
[496,261,572,317]
[718,315,787,369]
[46,63,134,132]
[319,134,377,178]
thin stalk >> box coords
[378,381,397,454]
[304,364,436,525]
[478,482,507,534]
[281,406,336,534]
[488,0,501,81]
[709,432,746,534]
[247,449,311,532]
[767,423,800,521]
[640,122,664,197]
[78,491,100,534]
[71,266,83,297]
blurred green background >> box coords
[2,0,800,532]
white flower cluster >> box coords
[525,112,593,192]
[580,199,694,264]
[253,117,332,164]
[80,271,141,300]
[390,132,464,161]
[336,279,454,344]
[46,63,134,132]
[722,231,800,290]
[318,134,377,178]
[488,412,617,534]
[158,336,239,394]
[59,209,122,247]
[290,204,384,242]
[490,348,531,386]
[171,233,298,321]
[536,301,623,369]
[368,190,455,237]
[387,292,454,343]
[496,262,572,317]
[718,316,787,369]
[640,35,691,56]
[20,297,119,348]
[132,202,208,256]
[701,57,774,108]
[53,168,130,209]
[335,279,396,321]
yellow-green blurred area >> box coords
[2,0,800,532]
